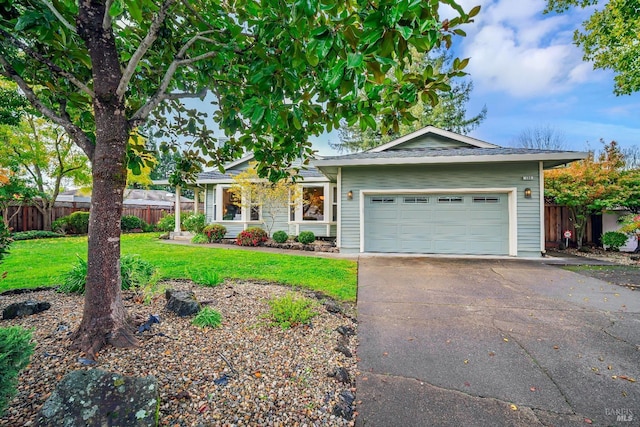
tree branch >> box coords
[117,0,176,98]
[42,0,77,33]
[103,0,114,30]
[0,55,95,161]
[0,29,94,97]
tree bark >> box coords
[71,0,136,357]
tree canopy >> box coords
[546,0,640,95]
[0,0,479,356]
[511,124,566,150]
[332,49,487,152]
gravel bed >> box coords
[0,280,358,426]
[562,248,640,265]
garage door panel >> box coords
[364,193,509,255]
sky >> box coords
[313,0,640,155]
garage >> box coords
[363,193,510,255]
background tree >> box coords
[229,164,301,236]
[0,0,478,356]
[546,0,639,95]
[621,145,640,170]
[545,140,625,248]
[511,124,567,150]
[332,50,487,152]
[0,166,38,229]
[0,108,91,230]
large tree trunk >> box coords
[71,0,136,357]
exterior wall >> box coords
[391,135,468,150]
[339,162,541,256]
[603,211,636,252]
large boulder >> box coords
[165,289,201,317]
[37,369,158,427]
[2,300,51,319]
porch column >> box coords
[193,187,200,214]
[174,185,181,233]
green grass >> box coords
[0,233,357,301]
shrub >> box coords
[0,222,11,264]
[265,292,318,329]
[0,326,35,416]
[183,213,206,234]
[67,211,90,234]
[192,307,223,328]
[121,215,147,231]
[236,227,268,247]
[11,230,63,241]
[203,224,227,243]
[51,216,70,234]
[602,231,628,251]
[297,231,315,244]
[156,213,175,232]
[60,255,156,294]
[272,230,288,243]
[191,233,209,244]
[190,269,223,287]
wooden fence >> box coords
[5,201,202,232]
[544,204,597,248]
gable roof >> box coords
[369,126,498,152]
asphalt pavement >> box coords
[355,257,640,426]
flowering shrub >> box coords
[203,224,227,243]
[236,227,268,247]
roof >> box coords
[314,147,587,170]
[369,126,498,151]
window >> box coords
[437,196,464,204]
[302,187,324,221]
[473,196,500,203]
[222,188,241,221]
[370,197,396,204]
[332,186,338,222]
[403,196,429,204]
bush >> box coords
[272,230,288,243]
[297,231,315,244]
[191,233,209,244]
[60,255,156,294]
[265,292,318,329]
[190,269,223,287]
[121,215,147,231]
[51,216,70,234]
[156,214,175,232]
[602,231,628,251]
[67,211,90,234]
[183,213,206,234]
[0,326,34,416]
[0,222,11,264]
[236,227,268,246]
[192,307,223,328]
[203,224,227,243]
[11,230,64,241]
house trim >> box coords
[358,187,518,256]
[368,126,498,152]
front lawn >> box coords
[1,233,357,301]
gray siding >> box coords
[205,184,216,223]
[340,163,541,256]
[391,134,468,150]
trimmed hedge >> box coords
[297,231,315,244]
[11,230,64,241]
[272,230,288,243]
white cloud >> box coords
[458,0,596,98]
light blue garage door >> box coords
[364,194,509,255]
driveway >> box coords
[356,257,640,426]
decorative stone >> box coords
[336,325,355,337]
[327,367,350,384]
[2,300,51,319]
[165,289,201,317]
[332,390,355,420]
[324,300,343,314]
[37,369,158,427]
[334,344,352,358]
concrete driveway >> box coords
[356,257,640,426]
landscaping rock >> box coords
[324,300,343,314]
[2,300,51,319]
[334,343,352,358]
[327,367,350,384]
[331,390,355,420]
[37,369,158,427]
[336,325,356,337]
[165,289,200,317]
